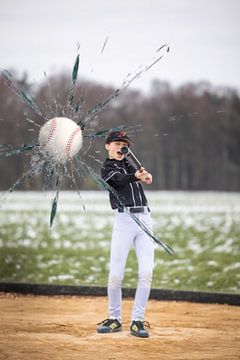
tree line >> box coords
[0,70,240,191]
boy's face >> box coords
[105,140,129,160]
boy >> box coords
[97,130,154,338]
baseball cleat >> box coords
[130,320,150,338]
[97,318,122,333]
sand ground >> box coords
[0,293,239,360]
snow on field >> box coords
[0,191,239,292]
[1,190,240,212]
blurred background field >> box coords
[0,190,239,294]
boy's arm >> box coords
[102,163,152,186]
[103,170,138,186]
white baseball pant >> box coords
[107,208,155,321]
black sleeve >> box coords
[101,161,138,186]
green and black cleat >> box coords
[130,320,150,338]
[97,318,122,333]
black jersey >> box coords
[101,158,148,209]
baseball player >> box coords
[96,130,154,338]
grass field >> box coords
[0,191,239,294]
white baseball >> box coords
[38,117,83,163]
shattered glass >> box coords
[0,41,173,254]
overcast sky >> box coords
[1,0,240,92]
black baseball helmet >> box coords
[105,130,132,146]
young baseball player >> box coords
[96,130,154,338]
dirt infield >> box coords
[0,293,239,360]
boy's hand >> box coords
[135,167,152,184]
[143,173,152,184]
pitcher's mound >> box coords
[0,293,239,360]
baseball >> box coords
[38,117,83,163]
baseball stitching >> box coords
[65,127,81,158]
[41,118,57,148]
